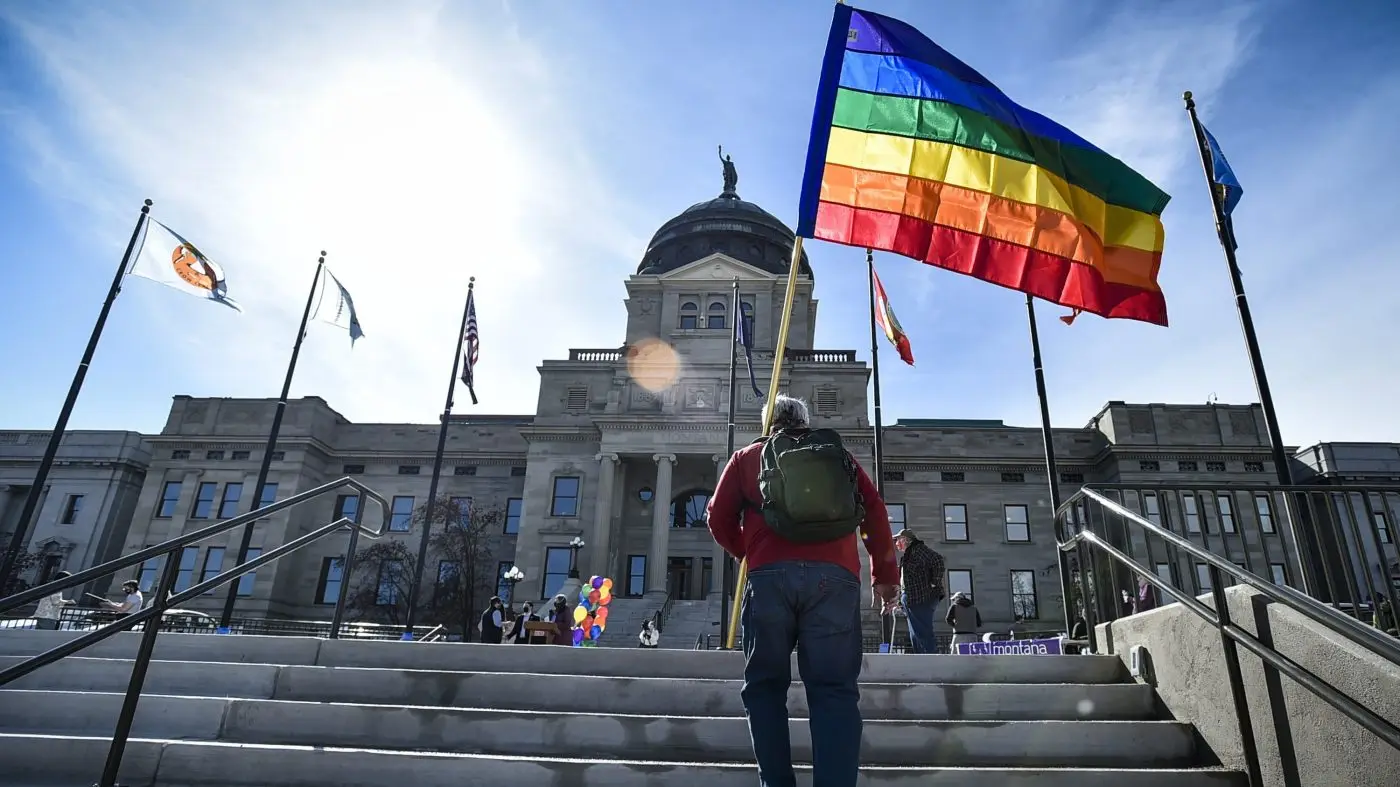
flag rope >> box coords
[724,236,805,649]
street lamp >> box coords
[567,536,586,578]
[502,566,525,607]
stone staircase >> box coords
[0,629,1245,785]
[655,598,722,649]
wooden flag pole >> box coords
[725,237,805,650]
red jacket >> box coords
[706,438,899,587]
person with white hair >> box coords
[707,393,899,786]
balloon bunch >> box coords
[571,575,614,647]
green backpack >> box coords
[756,428,866,544]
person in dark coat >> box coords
[478,596,505,644]
[547,594,572,646]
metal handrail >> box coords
[1058,485,1400,785]
[0,476,389,787]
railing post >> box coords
[98,548,181,787]
[1208,564,1264,787]
[329,506,364,640]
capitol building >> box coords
[4,179,1398,640]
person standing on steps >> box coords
[893,528,946,654]
[708,393,899,787]
[478,596,505,644]
[945,592,982,652]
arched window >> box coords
[707,302,726,330]
[679,301,698,329]
[671,490,711,529]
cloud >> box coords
[1,0,643,426]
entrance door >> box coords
[668,557,693,600]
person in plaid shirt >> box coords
[895,528,946,654]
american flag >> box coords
[460,285,479,404]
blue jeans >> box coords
[741,561,863,787]
[901,593,939,654]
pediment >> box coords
[658,253,776,282]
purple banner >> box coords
[956,637,1063,655]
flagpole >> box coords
[0,200,151,592]
[866,250,886,497]
[403,277,475,639]
[717,277,742,647]
[1025,294,1076,633]
[217,251,325,630]
[1183,91,1316,596]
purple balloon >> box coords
[591,576,604,590]
[572,628,584,646]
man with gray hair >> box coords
[708,393,899,786]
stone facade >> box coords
[0,429,149,592]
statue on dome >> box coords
[718,145,738,196]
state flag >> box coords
[129,219,241,311]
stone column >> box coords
[647,453,677,594]
[591,453,619,579]
[709,454,728,599]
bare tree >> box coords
[0,546,40,596]
[341,497,502,638]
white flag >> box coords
[312,268,364,346]
[129,219,241,311]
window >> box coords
[270,451,285,461]
[138,556,163,593]
[1243,461,1265,473]
[1269,563,1287,587]
[1373,510,1393,545]
[1255,494,1275,534]
[496,560,514,599]
[947,569,973,602]
[1060,472,1084,484]
[1003,505,1030,542]
[60,494,83,524]
[449,496,472,527]
[1154,562,1173,585]
[398,465,420,475]
[679,301,698,329]
[334,494,359,522]
[157,481,183,518]
[173,547,199,592]
[435,560,461,601]
[342,464,365,474]
[941,471,965,482]
[504,498,522,535]
[1183,494,1201,533]
[1195,563,1213,592]
[454,465,477,476]
[376,560,404,605]
[1206,461,1227,472]
[1001,472,1025,483]
[1139,460,1160,472]
[886,503,906,534]
[627,555,647,597]
[511,466,527,477]
[218,483,243,519]
[1142,492,1162,525]
[707,301,726,329]
[200,547,224,592]
[190,482,217,518]
[1010,570,1038,620]
[238,548,260,596]
[389,496,414,532]
[257,483,278,510]
[231,451,250,461]
[543,547,571,599]
[1177,460,1198,472]
[171,450,190,460]
[316,557,343,604]
[550,477,581,517]
[882,469,904,483]
[672,492,710,528]
[943,504,968,541]
[206,450,225,460]
[1217,495,1237,533]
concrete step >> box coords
[1,656,1159,720]
[0,631,1130,683]
[2,690,1198,768]
[0,734,1249,786]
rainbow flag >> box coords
[796,5,1171,326]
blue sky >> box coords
[1,0,1397,446]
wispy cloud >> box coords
[1,0,644,425]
